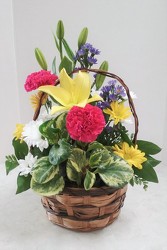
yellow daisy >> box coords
[13,124,24,141]
[30,91,48,110]
[103,101,131,125]
[113,142,147,169]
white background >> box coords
[0,1,167,249]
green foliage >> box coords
[134,161,159,183]
[66,148,87,185]
[39,119,60,145]
[30,146,50,159]
[145,155,161,167]
[84,170,96,190]
[130,175,148,190]
[55,112,69,139]
[16,174,32,194]
[89,149,112,168]
[95,61,109,90]
[97,157,134,188]
[31,156,59,184]
[52,56,57,74]
[35,48,48,70]
[31,175,64,196]
[12,139,28,160]
[137,140,162,155]
[5,155,18,175]
[59,56,73,74]
[78,27,88,48]
[62,38,75,61]
[49,139,72,165]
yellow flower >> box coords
[38,68,102,114]
[103,101,131,125]
[13,124,24,141]
[113,142,147,169]
[30,91,48,110]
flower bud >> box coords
[35,48,48,70]
[78,27,88,48]
[56,20,64,40]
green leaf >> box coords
[52,56,57,74]
[49,139,72,165]
[145,155,161,168]
[62,38,75,61]
[31,156,59,184]
[78,27,88,48]
[137,140,162,155]
[59,56,73,74]
[134,161,159,183]
[31,175,64,196]
[97,157,134,188]
[84,170,96,190]
[89,149,112,168]
[55,113,68,139]
[12,139,28,160]
[30,146,50,159]
[16,174,32,194]
[35,48,47,70]
[53,33,60,51]
[66,148,87,185]
[5,155,19,175]
[56,20,64,40]
[87,141,105,152]
[39,119,59,145]
[95,61,109,90]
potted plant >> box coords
[5,20,161,231]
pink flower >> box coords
[66,104,106,143]
[24,70,58,92]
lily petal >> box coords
[59,68,73,93]
[38,85,71,106]
[72,71,91,103]
[51,105,68,115]
[87,94,103,104]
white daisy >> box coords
[22,120,48,151]
[18,153,38,176]
[125,91,137,100]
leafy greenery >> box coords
[5,155,18,175]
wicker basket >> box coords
[41,185,127,232]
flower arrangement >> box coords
[5,20,161,197]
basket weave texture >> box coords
[41,185,127,232]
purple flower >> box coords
[74,43,100,68]
[115,86,126,97]
[87,57,97,65]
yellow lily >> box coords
[38,68,102,114]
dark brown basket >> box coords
[41,185,127,232]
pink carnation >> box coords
[66,104,106,143]
[24,70,58,92]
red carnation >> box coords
[66,104,106,143]
[24,70,58,92]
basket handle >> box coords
[33,68,139,144]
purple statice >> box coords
[97,80,126,110]
[74,43,100,68]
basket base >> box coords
[41,185,127,232]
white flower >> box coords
[18,153,37,176]
[22,120,48,151]
[130,91,137,99]
[125,91,137,100]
